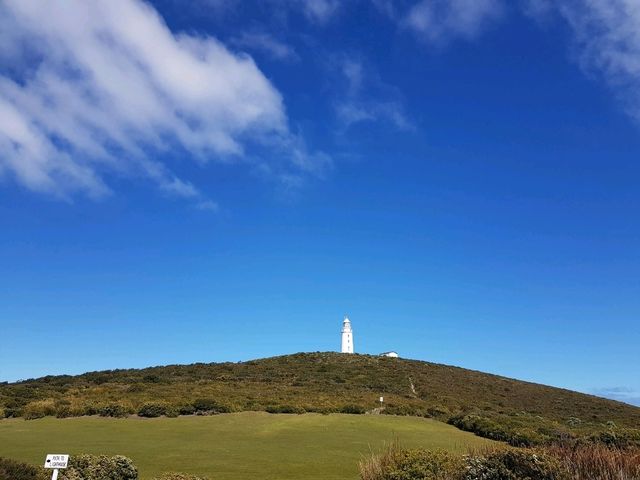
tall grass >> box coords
[546,444,640,480]
[359,438,403,480]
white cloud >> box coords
[336,100,412,130]
[334,58,412,130]
[298,0,341,23]
[403,0,504,45]
[548,0,640,122]
[195,199,220,212]
[231,32,299,62]
[0,0,326,203]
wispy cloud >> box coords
[231,31,299,62]
[591,386,640,407]
[334,57,413,130]
[298,0,342,24]
[0,0,326,205]
[403,0,504,45]
[545,0,640,123]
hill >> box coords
[1,352,639,446]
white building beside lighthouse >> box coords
[341,316,354,353]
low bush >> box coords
[59,454,137,480]
[82,403,101,416]
[265,405,305,414]
[178,404,196,416]
[165,406,179,418]
[23,400,57,420]
[138,403,167,418]
[464,449,566,480]
[99,403,131,418]
[192,398,230,414]
[3,406,22,418]
[385,450,462,480]
[341,404,366,414]
[382,404,423,417]
[448,414,549,447]
[589,427,640,448]
[56,405,72,418]
[359,441,463,480]
[426,405,451,419]
[0,457,48,480]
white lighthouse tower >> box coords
[341,316,354,353]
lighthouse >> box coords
[341,316,354,353]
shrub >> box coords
[59,454,137,480]
[463,449,566,480]
[99,403,131,418]
[590,427,640,448]
[178,404,196,416]
[359,442,463,480]
[6,408,22,418]
[382,404,422,416]
[165,406,179,418]
[23,400,56,420]
[3,406,22,418]
[0,457,48,480]
[426,405,450,419]
[192,398,230,414]
[341,404,366,414]
[266,405,305,414]
[56,405,72,418]
[138,403,167,418]
[448,414,548,447]
[143,375,161,383]
[566,417,581,427]
[82,402,102,416]
[386,450,462,480]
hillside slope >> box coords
[1,352,639,446]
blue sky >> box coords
[0,0,639,406]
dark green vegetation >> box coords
[61,454,137,480]
[359,442,640,480]
[0,457,48,480]
[0,413,492,480]
[0,454,136,480]
[1,352,639,446]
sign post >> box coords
[44,454,69,480]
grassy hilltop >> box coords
[2,352,639,446]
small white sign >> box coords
[379,396,384,403]
[44,454,69,469]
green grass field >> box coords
[0,413,493,479]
